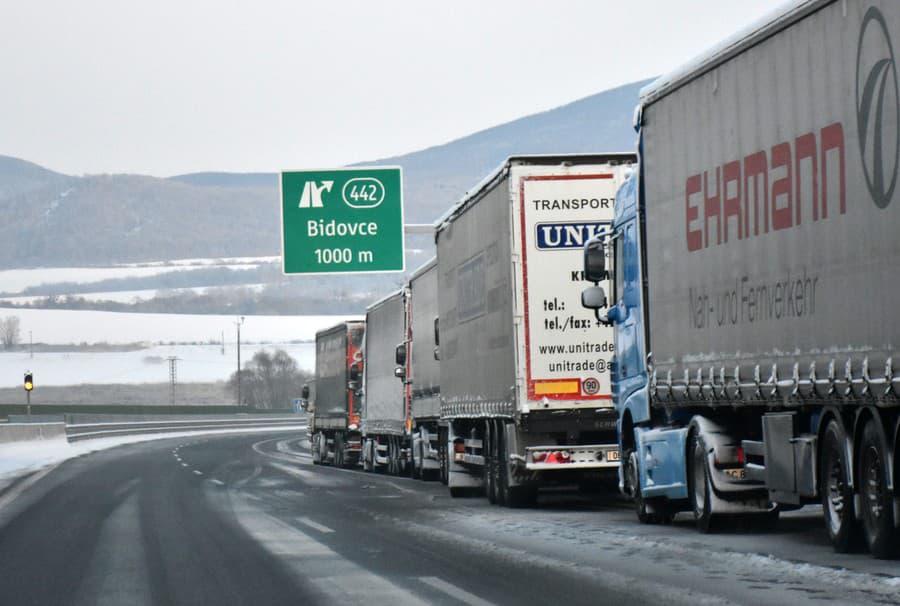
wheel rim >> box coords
[627,451,640,500]
[861,444,884,526]
[824,442,847,535]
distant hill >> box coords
[0,78,649,269]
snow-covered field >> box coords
[0,260,358,387]
[2,283,269,305]
[0,256,276,295]
[0,309,359,345]
[0,343,316,387]
[0,309,361,387]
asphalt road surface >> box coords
[0,432,897,606]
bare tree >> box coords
[227,348,310,409]
[0,316,21,350]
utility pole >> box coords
[235,316,245,407]
[29,330,33,358]
[167,356,179,405]
[221,330,225,355]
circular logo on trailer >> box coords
[582,377,600,395]
[857,6,900,209]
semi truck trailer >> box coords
[436,154,634,505]
[583,0,900,557]
[308,320,365,468]
[401,258,443,480]
[360,290,410,475]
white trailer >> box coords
[436,154,635,505]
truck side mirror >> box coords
[394,366,406,379]
[349,362,362,383]
[582,285,612,326]
[583,235,607,283]
[395,343,407,366]
[581,285,607,310]
[301,384,310,400]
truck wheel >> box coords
[689,431,715,533]
[311,433,321,465]
[439,427,449,485]
[363,439,374,472]
[625,449,672,524]
[485,421,498,504]
[410,435,420,479]
[820,419,860,552]
[858,419,898,558]
[626,449,653,524]
[334,432,345,468]
[387,437,396,475]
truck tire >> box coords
[689,431,715,533]
[496,425,536,508]
[627,449,653,524]
[439,427,449,485]
[389,436,400,476]
[334,432,345,468]
[858,419,899,558]
[625,449,672,525]
[410,435,420,479]
[363,439,374,472]
[820,419,860,552]
[485,421,498,505]
[311,433,321,465]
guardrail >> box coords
[65,415,307,442]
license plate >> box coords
[723,468,745,480]
[606,449,620,462]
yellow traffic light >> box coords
[24,373,33,392]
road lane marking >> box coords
[210,479,225,486]
[181,463,189,468]
[227,497,429,605]
[0,464,60,511]
[193,470,203,476]
[297,516,334,534]
[418,577,496,606]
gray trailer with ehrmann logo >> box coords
[582,0,900,558]
[435,154,634,505]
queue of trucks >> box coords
[306,154,633,505]
[303,0,900,558]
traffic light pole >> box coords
[26,390,30,416]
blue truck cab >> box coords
[583,153,770,527]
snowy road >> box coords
[0,433,897,605]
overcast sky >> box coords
[1,0,788,177]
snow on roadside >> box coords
[0,424,306,492]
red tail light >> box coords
[545,450,571,464]
[454,441,465,453]
[532,452,547,463]
[736,446,745,465]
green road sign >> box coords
[280,167,404,274]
